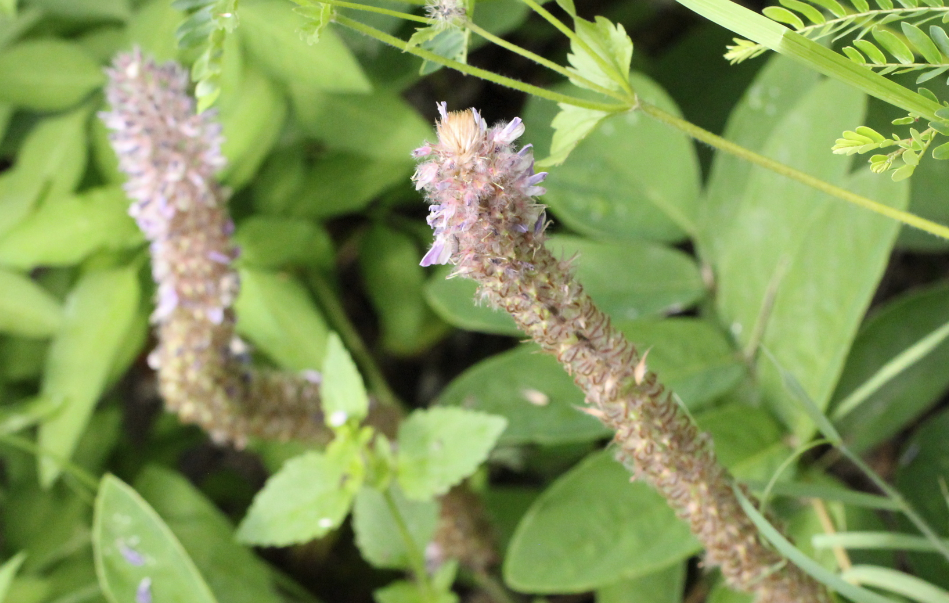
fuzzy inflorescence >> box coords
[415,104,827,603]
[102,49,329,446]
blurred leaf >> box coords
[396,407,506,500]
[504,450,700,592]
[128,0,184,62]
[0,552,26,603]
[696,403,789,481]
[90,110,125,185]
[375,580,458,603]
[353,485,439,570]
[0,336,48,381]
[0,187,142,269]
[596,563,684,603]
[234,268,329,371]
[0,268,62,337]
[78,26,131,63]
[251,145,306,214]
[234,216,333,270]
[617,318,745,410]
[0,172,45,239]
[37,266,139,486]
[831,282,949,452]
[321,332,369,426]
[93,474,219,603]
[360,224,446,355]
[472,0,530,36]
[842,565,949,603]
[219,65,287,188]
[896,141,949,251]
[134,466,283,603]
[711,77,908,437]
[28,0,130,21]
[0,40,104,111]
[525,74,700,243]
[423,266,520,336]
[237,443,364,546]
[437,344,611,446]
[240,0,370,95]
[0,396,62,435]
[14,104,91,205]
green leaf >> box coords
[240,0,370,96]
[929,24,949,56]
[424,266,521,336]
[37,267,139,487]
[0,268,62,337]
[134,466,283,603]
[418,27,468,76]
[902,22,944,64]
[437,344,611,446]
[234,268,329,371]
[0,396,62,435]
[556,0,577,16]
[0,40,104,110]
[503,451,700,592]
[236,446,364,546]
[872,27,915,64]
[541,103,608,167]
[854,39,888,65]
[15,105,91,203]
[353,485,439,570]
[842,565,949,603]
[933,140,949,159]
[844,46,867,64]
[374,580,458,603]
[28,0,130,22]
[0,552,26,603]
[831,282,949,452]
[595,563,685,603]
[528,74,700,242]
[696,403,789,480]
[763,6,805,29]
[219,66,287,188]
[93,475,219,603]
[710,78,909,437]
[128,0,186,62]
[0,187,142,269]
[321,333,369,426]
[566,16,633,92]
[780,0,825,24]
[396,407,507,500]
[234,216,333,270]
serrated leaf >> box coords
[902,22,944,63]
[419,27,468,76]
[0,40,104,110]
[541,103,608,167]
[295,2,333,45]
[237,446,364,546]
[872,27,915,64]
[503,451,700,592]
[763,6,805,29]
[93,475,219,603]
[321,333,369,426]
[353,485,438,570]
[0,269,62,337]
[38,267,139,486]
[566,16,633,92]
[854,39,888,65]
[234,268,329,371]
[396,407,506,500]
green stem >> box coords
[321,0,429,23]
[0,433,99,492]
[840,447,949,563]
[514,0,635,96]
[307,270,404,411]
[463,20,628,101]
[383,488,434,600]
[334,15,627,112]
[639,100,949,240]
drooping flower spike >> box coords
[415,105,827,603]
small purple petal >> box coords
[208,250,230,264]
[437,101,449,122]
[514,223,528,233]
[494,118,525,144]
[527,172,548,186]
[302,369,322,384]
[533,210,547,235]
[518,144,533,156]
[136,577,152,603]
[413,145,432,158]
[420,239,451,267]
[414,162,438,190]
[118,541,146,566]
[207,306,224,325]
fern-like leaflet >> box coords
[173,0,240,112]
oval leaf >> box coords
[0,40,104,110]
[0,268,62,337]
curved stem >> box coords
[320,0,429,23]
[334,14,629,112]
[639,100,949,240]
[463,20,628,101]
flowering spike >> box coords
[414,104,827,603]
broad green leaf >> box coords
[321,333,369,426]
[0,552,26,603]
[93,475,219,603]
[831,282,949,452]
[28,0,130,21]
[696,403,789,480]
[424,266,521,336]
[234,216,333,270]
[37,267,139,486]
[239,0,370,96]
[896,409,949,588]
[374,580,458,603]
[0,171,44,239]
[596,563,685,603]
[0,268,62,337]
[437,345,611,446]
[292,91,431,160]
[360,224,447,356]
[219,65,287,188]
[526,74,700,242]
[711,78,908,437]
[15,105,91,204]
[901,22,943,64]
[701,55,820,263]
[353,485,439,570]
[128,0,184,62]
[566,16,632,92]
[0,187,141,269]
[234,268,329,371]
[0,40,104,110]
[237,445,363,546]
[396,407,507,500]
[134,466,283,603]
[616,318,745,410]
[504,451,700,592]
[78,25,132,63]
